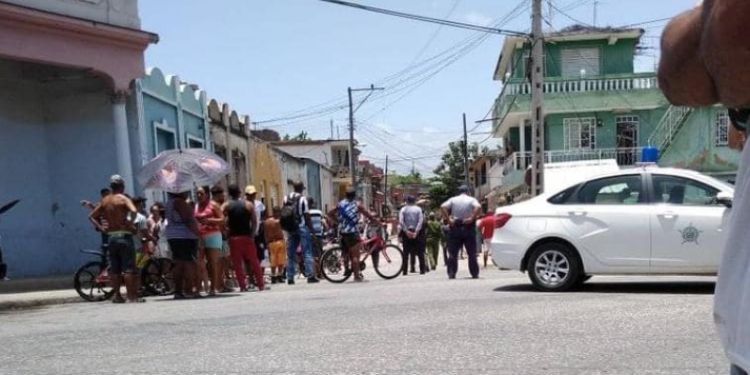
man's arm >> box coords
[357,203,376,222]
[466,200,481,224]
[88,204,105,232]
[326,206,338,226]
[440,198,452,222]
[415,209,425,234]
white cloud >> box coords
[463,11,493,26]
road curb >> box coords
[0,296,82,312]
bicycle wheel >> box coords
[374,244,404,280]
[141,258,174,296]
[320,247,352,283]
[74,261,114,302]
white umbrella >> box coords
[137,148,229,193]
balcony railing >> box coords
[503,147,644,174]
[504,74,658,96]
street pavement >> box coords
[0,260,727,375]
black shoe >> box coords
[448,274,456,279]
[287,279,295,285]
[271,277,278,284]
[307,277,320,284]
[472,275,479,279]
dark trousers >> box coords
[447,225,479,278]
[402,237,426,274]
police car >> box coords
[491,167,734,291]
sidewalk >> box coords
[0,275,81,311]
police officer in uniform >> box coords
[440,185,481,279]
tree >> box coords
[388,170,423,187]
[283,131,310,141]
[430,140,485,207]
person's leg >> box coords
[349,240,363,281]
[286,233,300,282]
[108,243,124,302]
[446,230,460,278]
[299,227,316,281]
[441,239,448,266]
[195,245,208,293]
[228,237,248,291]
[429,241,439,270]
[483,239,491,268]
[183,239,199,296]
[206,249,221,294]
[464,228,480,278]
[169,240,185,297]
[244,239,265,290]
[417,241,427,274]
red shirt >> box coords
[479,214,494,240]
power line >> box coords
[318,0,528,37]
[548,1,592,27]
[618,17,673,28]
[409,0,462,64]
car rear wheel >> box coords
[527,242,582,292]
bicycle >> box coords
[74,244,115,302]
[140,255,174,296]
[319,221,404,283]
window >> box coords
[576,175,643,205]
[480,163,487,185]
[186,135,204,149]
[548,184,580,205]
[563,118,597,150]
[652,175,720,206]
[561,48,600,77]
[153,120,176,155]
[716,110,729,147]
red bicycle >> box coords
[319,221,404,283]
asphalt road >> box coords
[0,262,727,375]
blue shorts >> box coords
[202,233,223,250]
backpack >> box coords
[280,193,302,232]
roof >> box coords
[271,139,351,147]
[493,26,645,81]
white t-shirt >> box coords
[284,193,309,227]
[254,200,266,236]
[715,144,750,370]
[132,213,148,251]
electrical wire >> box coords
[318,0,528,37]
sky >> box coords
[140,0,697,176]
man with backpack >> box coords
[281,181,318,284]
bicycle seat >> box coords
[80,249,103,257]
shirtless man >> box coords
[89,175,141,303]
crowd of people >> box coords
[84,173,500,303]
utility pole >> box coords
[347,84,384,190]
[593,0,599,27]
[384,154,389,215]
[330,119,334,139]
[463,113,469,189]
[530,0,545,196]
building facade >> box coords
[0,0,156,277]
[207,100,252,189]
[128,67,210,200]
[250,138,284,209]
[272,139,355,200]
[492,26,739,195]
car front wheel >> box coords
[526,242,582,292]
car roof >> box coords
[547,165,733,195]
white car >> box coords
[491,167,734,291]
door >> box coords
[560,174,651,271]
[649,174,729,272]
[616,116,638,165]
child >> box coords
[264,207,286,284]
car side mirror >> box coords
[716,192,733,208]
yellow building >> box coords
[249,137,283,209]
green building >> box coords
[491,26,739,194]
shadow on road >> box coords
[152,294,243,302]
[494,281,716,295]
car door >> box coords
[560,174,651,271]
[648,174,730,272]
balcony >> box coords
[503,147,644,174]
[503,73,658,96]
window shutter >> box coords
[561,48,600,77]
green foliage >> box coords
[283,131,310,141]
[430,140,484,207]
[388,171,423,187]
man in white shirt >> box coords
[440,185,481,279]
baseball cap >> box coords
[244,185,257,195]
